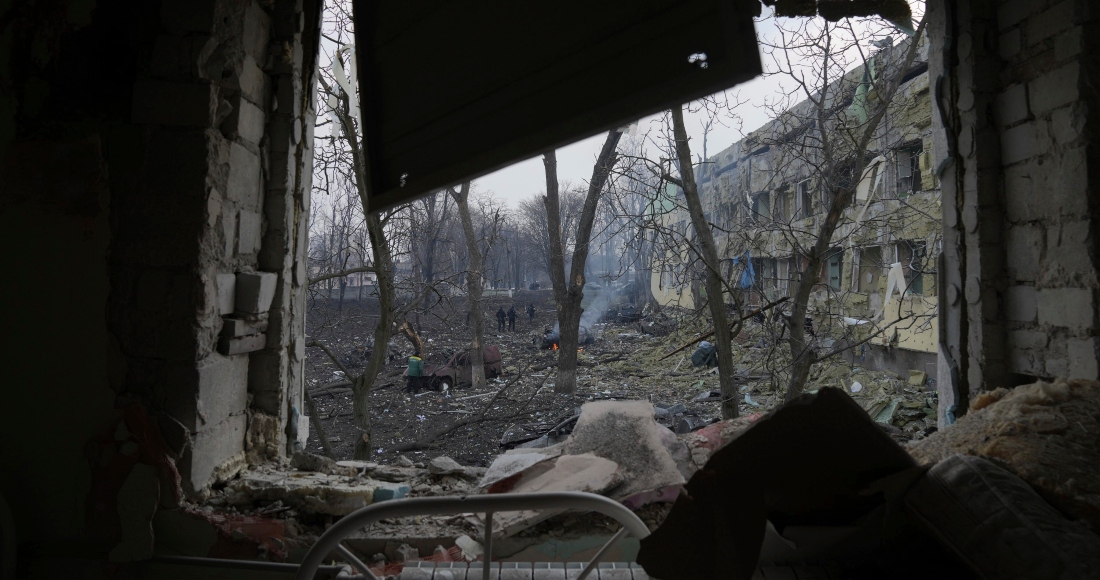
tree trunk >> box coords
[331,90,397,460]
[352,211,395,459]
[451,183,486,390]
[543,131,622,393]
[671,107,739,419]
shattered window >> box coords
[896,143,922,197]
[772,188,788,221]
[821,248,844,292]
[797,179,814,218]
[777,259,792,295]
[897,240,927,295]
[857,246,883,294]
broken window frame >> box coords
[772,187,788,221]
[897,239,927,295]
[895,142,923,198]
[777,258,792,295]
[856,245,883,294]
[819,247,844,292]
[797,179,814,219]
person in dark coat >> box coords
[526,302,535,321]
[496,307,506,331]
[507,305,517,331]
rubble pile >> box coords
[804,359,939,435]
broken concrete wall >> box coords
[931,0,1100,414]
[113,0,319,496]
[0,0,319,555]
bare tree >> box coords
[312,6,403,459]
[448,182,487,390]
[665,106,741,419]
[764,14,930,401]
[543,130,622,393]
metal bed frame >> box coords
[295,491,652,580]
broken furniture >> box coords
[295,491,651,580]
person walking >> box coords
[526,302,535,321]
[496,307,506,331]
[507,305,517,331]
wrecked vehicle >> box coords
[403,345,503,389]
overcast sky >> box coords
[473,14,791,208]
[314,6,911,214]
[472,6,911,209]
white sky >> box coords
[314,6,915,213]
[474,15,788,208]
[472,7,913,208]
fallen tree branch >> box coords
[305,340,360,383]
[659,297,789,361]
[390,361,540,452]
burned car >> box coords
[540,326,595,350]
[404,345,503,390]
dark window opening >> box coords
[857,245,883,294]
[772,188,788,221]
[896,144,922,197]
[798,179,814,218]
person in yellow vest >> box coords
[406,351,424,392]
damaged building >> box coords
[2,0,1100,578]
[650,34,941,376]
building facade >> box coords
[651,36,940,374]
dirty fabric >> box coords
[908,378,1100,531]
[906,454,1100,579]
[478,453,622,537]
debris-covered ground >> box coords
[303,290,940,466]
[198,305,1100,578]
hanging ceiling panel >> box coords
[352,0,762,212]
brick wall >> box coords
[121,0,319,495]
[932,0,1099,421]
[995,0,1099,379]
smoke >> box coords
[543,285,612,346]
[580,288,612,329]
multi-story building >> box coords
[651,36,940,374]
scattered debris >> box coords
[477,401,688,537]
[290,451,348,475]
[427,456,466,476]
[477,453,622,537]
[454,534,483,561]
[224,468,409,516]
